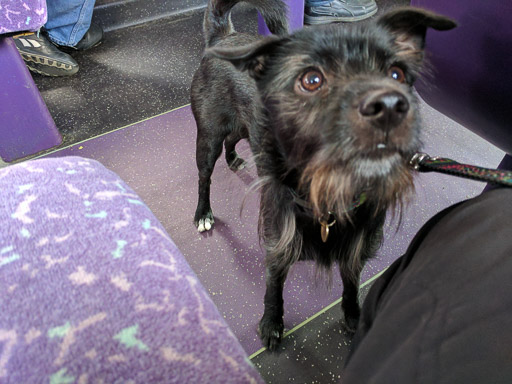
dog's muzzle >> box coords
[359,91,409,131]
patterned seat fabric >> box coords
[0,0,47,34]
[0,157,262,384]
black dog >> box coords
[191,0,456,350]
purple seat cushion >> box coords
[0,157,262,384]
[0,0,47,34]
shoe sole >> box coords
[304,7,378,25]
[20,53,79,76]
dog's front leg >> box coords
[339,262,363,333]
[339,224,384,333]
[259,262,289,351]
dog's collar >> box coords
[290,190,367,215]
[290,190,367,243]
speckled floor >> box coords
[93,0,208,32]
[251,283,374,384]
[30,4,255,149]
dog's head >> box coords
[208,8,456,218]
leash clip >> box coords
[409,152,431,171]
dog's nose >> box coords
[359,91,409,130]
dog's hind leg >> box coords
[194,126,225,232]
[224,130,247,171]
[259,263,290,351]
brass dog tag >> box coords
[319,216,336,243]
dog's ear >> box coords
[377,7,456,55]
[206,35,285,79]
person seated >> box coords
[305,0,378,25]
[13,0,103,76]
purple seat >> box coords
[0,0,62,163]
[0,0,47,33]
[258,0,304,35]
[411,0,512,165]
[0,157,263,383]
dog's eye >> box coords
[388,66,406,83]
[300,70,324,92]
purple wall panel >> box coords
[412,0,512,154]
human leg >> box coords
[44,0,97,47]
[304,0,377,25]
[13,0,102,76]
[343,188,512,383]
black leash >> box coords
[410,153,512,187]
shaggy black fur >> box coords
[191,0,456,351]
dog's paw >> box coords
[341,300,360,334]
[342,313,359,335]
[197,217,214,232]
[228,156,247,171]
[342,320,357,335]
[259,317,284,352]
[195,210,214,232]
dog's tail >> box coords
[204,0,289,47]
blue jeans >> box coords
[44,0,96,47]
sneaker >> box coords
[13,32,79,76]
[305,0,378,25]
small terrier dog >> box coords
[191,0,456,350]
